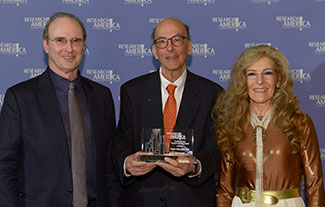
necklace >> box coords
[253,125,266,142]
[250,109,273,207]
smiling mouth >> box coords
[166,55,178,59]
[63,56,74,60]
[254,88,267,92]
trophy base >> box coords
[138,154,177,162]
[138,154,197,164]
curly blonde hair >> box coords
[212,45,305,161]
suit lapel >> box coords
[176,71,201,129]
[37,69,70,160]
[144,71,163,128]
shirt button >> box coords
[67,188,73,193]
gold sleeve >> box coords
[216,157,236,207]
[300,114,325,206]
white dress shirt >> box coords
[160,68,187,117]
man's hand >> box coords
[155,157,197,177]
[125,152,156,176]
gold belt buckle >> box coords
[261,194,279,205]
[237,188,300,205]
[262,188,300,205]
[237,187,253,203]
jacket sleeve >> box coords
[216,156,236,207]
[300,114,325,206]
[185,107,221,186]
[103,88,123,207]
[111,84,137,186]
[184,83,223,187]
[0,88,21,207]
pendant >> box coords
[253,125,266,142]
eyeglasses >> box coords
[154,35,190,49]
[245,69,276,80]
[48,37,84,47]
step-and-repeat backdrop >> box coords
[0,0,324,197]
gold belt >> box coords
[236,187,300,205]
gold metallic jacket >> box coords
[216,114,325,206]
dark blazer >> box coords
[113,70,223,207]
[0,69,118,207]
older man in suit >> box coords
[0,12,119,207]
[113,18,223,207]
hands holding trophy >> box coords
[125,128,198,177]
[139,128,197,164]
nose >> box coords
[166,39,174,51]
[255,73,264,84]
[64,40,73,51]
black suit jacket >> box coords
[113,70,223,207]
[0,69,119,207]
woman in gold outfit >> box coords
[213,45,325,207]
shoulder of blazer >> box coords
[6,69,52,94]
[186,70,224,92]
[80,75,113,92]
[122,70,160,89]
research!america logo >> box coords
[192,43,215,58]
[24,17,49,29]
[320,148,325,161]
[149,69,157,73]
[86,69,120,84]
[0,42,27,57]
[118,44,152,58]
[308,41,325,54]
[0,94,4,108]
[251,0,279,4]
[84,47,89,56]
[125,0,152,6]
[244,42,272,48]
[276,16,311,30]
[149,18,165,24]
[309,94,325,107]
[62,0,89,6]
[212,17,247,31]
[0,0,27,6]
[24,68,46,78]
[187,0,215,6]
[290,69,311,83]
[86,18,120,32]
[212,69,231,82]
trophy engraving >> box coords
[139,128,196,163]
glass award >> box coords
[138,128,196,163]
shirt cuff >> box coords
[123,157,132,177]
[188,159,202,178]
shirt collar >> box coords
[159,67,187,91]
[48,67,82,92]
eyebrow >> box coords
[246,68,274,72]
[155,33,184,39]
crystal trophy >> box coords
[138,128,196,163]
